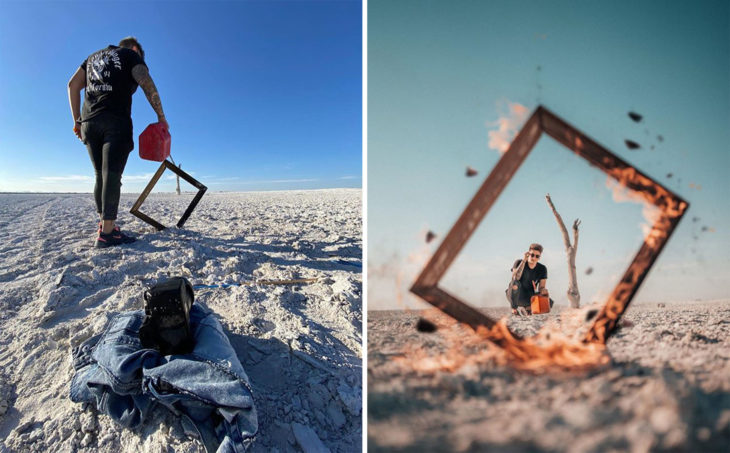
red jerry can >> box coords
[530,295,551,314]
[139,122,171,161]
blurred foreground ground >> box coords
[368,301,730,452]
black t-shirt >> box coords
[80,45,146,121]
[511,259,548,304]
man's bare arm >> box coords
[68,67,86,139]
[511,255,528,281]
[131,64,166,123]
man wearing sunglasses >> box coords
[506,243,551,315]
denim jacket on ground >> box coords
[70,302,258,452]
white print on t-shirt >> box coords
[87,48,122,93]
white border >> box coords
[361,0,368,451]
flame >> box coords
[584,166,687,344]
[396,308,610,374]
[487,101,530,154]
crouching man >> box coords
[506,243,552,315]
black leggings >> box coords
[82,113,134,220]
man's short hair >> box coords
[529,243,543,253]
[119,36,144,60]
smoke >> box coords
[487,101,530,154]
[605,177,662,239]
[368,226,436,310]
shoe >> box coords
[517,307,529,317]
[97,222,121,234]
[94,229,136,248]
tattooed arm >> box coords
[131,64,167,125]
[511,252,529,281]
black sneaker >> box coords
[94,229,136,248]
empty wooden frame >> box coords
[130,160,207,231]
[410,106,688,344]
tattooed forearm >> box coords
[131,64,166,120]
[512,259,527,281]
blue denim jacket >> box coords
[70,303,258,452]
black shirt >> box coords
[80,45,146,121]
[511,259,548,304]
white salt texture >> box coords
[0,189,362,452]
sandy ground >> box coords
[368,301,730,452]
[0,189,362,452]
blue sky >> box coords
[0,0,362,193]
[368,0,730,309]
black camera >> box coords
[139,277,195,355]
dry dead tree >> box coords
[176,164,182,195]
[545,193,581,308]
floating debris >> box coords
[667,173,673,179]
[624,140,641,150]
[657,134,664,142]
[628,112,643,122]
[650,145,655,150]
[465,166,478,177]
[426,231,436,243]
[585,266,594,275]
[692,216,700,222]
[416,318,437,333]
[701,226,709,232]
[585,309,599,321]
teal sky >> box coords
[368,0,730,309]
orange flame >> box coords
[396,309,610,374]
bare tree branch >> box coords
[545,194,581,308]
[546,193,571,250]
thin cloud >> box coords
[121,173,157,182]
[39,175,92,182]
[250,178,319,184]
[337,175,360,180]
[207,177,320,185]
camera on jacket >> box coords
[139,277,194,355]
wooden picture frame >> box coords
[130,160,207,231]
[410,106,688,344]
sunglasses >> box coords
[529,253,541,258]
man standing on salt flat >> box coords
[67,36,168,248]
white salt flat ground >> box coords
[0,189,362,452]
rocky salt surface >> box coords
[0,190,362,452]
[368,301,730,452]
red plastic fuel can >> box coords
[139,122,171,161]
[530,295,551,314]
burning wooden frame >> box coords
[411,106,688,345]
[130,160,207,231]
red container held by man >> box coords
[139,122,171,161]
[530,295,551,314]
